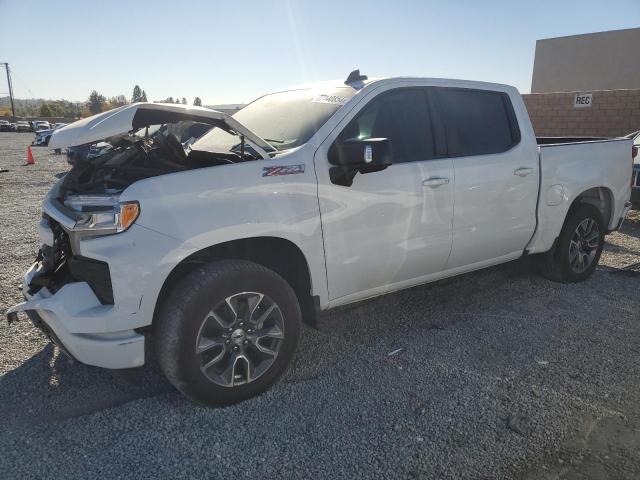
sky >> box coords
[0,0,638,105]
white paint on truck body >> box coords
[7,76,633,369]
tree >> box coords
[39,102,52,117]
[131,85,143,103]
[141,90,148,102]
[109,95,128,108]
[87,90,106,114]
[193,97,202,106]
[166,96,174,104]
[181,97,187,105]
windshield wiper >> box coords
[263,138,285,144]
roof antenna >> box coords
[344,69,368,85]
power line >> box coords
[9,69,35,97]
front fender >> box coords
[118,155,328,314]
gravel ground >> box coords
[1,132,639,479]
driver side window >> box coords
[331,88,437,164]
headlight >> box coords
[74,201,140,234]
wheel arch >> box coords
[568,186,614,229]
[152,236,318,328]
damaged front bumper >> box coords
[7,262,145,369]
[6,177,188,369]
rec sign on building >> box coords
[523,28,640,137]
[573,93,592,108]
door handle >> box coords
[422,177,450,188]
[514,167,534,177]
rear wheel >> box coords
[155,260,301,406]
[538,204,605,282]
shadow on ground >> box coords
[0,342,173,429]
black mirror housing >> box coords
[329,137,393,186]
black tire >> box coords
[155,259,301,406]
[537,204,605,283]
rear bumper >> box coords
[613,201,633,231]
[7,263,145,369]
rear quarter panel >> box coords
[528,138,633,254]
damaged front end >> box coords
[19,103,276,306]
[31,103,277,298]
[5,103,279,367]
[7,104,276,362]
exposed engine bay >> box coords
[58,121,258,199]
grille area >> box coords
[31,216,115,305]
[67,256,114,304]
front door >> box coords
[314,87,455,304]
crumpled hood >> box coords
[49,102,275,159]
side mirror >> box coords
[328,137,393,186]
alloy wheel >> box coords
[568,218,600,274]
[195,292,285,387]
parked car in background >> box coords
[7,77,633,406]
[32,123,68,146]
[33,121,51,131]
[15,121,31,132]
[0,120,12,132]
[626,130,640,208]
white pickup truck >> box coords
[7,71,634,406]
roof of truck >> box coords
[272,75,518,96]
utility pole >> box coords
[1,63,16,121]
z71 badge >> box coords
[262,164,306,177]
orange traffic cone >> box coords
[25,146,35,165]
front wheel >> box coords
[537,204,605,282]
[155,260,301,406]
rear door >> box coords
[315,86,454,303]
[432,87,539,269]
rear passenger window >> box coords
[332,88,437,163]
[435,88,520,157]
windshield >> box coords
[195,87,357,152]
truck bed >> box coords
[526,137,633,255]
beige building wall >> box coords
[522,89,640,138]
[531,28,640,93]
